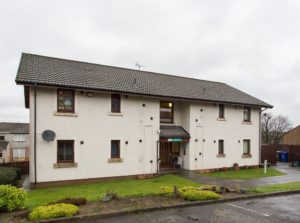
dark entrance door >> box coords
[160,142,172,168]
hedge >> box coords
[0,167,21,186]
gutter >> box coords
[34,83,37,185]
[15,81,273,109]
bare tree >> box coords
[261,112,292,144]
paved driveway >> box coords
[177,163,300,188]
[79,194,300,223]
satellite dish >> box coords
[42,130,56,142]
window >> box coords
[57,140,74,163]
[243,106,251,122]
[111,140,120,159]
[218,140,224,155]
[57,89,75,113]
[0,136,4,140]
[13,134,26,142]
[13,148,25,161]
[160,101,174,123]
[0,150,2,158]
[243,140,251,155]
[111,94,121,113]
[219,104,225,118]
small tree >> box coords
[261,112,292,144]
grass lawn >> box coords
[199,168,285,180]
[248,181,300,194]
[25,174,202,209]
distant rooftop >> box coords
[0,122,29,134]
[16,53,272,108]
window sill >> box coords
[242,121,252,125]
[216,154,226,158]
[108,158,123,163]
[54,112,78,117]
[217,118,226,121]
[53,162,78,168]
[242,154,252,158]
[108,112,124,116]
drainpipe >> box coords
[259,107,268,166]
[156,140,159,174]
[34,84,37,185]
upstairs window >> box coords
[111,140,120,159]
[243,139,251,155]
[219,104,225,118]
[111,94,121,113]
[0,136,4,140]
[243,106,251,122]
[160,101,174,123]
[57,140,74,163]
[218,140,224,155]
[13,134,26,142]
[57,89,75,113]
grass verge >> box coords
[200,168,285,180]
[25,174,202,209]
[248,181,300,194]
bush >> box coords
[29,203,79,221]
[0,167,21,186]
[0,185,28,212]
[48,197,87,206]
[181,190,220,201]
[156,186,174,197]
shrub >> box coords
[0,167,21,186]
[180,186,200,193]
[181,190,220,201]
[156,186,174,197]
[48,197,87,206]
[0,185,28,212]
[29,204,79,221]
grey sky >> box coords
[1,0,299,125]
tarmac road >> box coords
[79,194,300,223]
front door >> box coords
[160,142,173,168]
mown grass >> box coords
[199,168,285,180]
[248,181,300,194]
[25,174,202,209]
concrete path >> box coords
[176,163,300,188]
[85,194,300,223]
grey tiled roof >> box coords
[160,125,190,139]
[0,123,29,134]
[16,53,272,108]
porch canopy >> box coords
[160,125,190,142]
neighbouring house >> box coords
[0,122,29,163]
[283,125,300,145]
[15,53,272,186]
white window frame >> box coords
[13,148,26,161]
[13,134,26,142]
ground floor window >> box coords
[0,150,2,158]
[57,140,74,163]
[243,139,251,155]
[111,140,120,159]
[218,140,224,154]
[13,148,25,161]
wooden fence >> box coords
[261,144,300,164]
[0,161,29,175]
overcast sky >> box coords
[1,0,300,126]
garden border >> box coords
[37,189,300,223]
